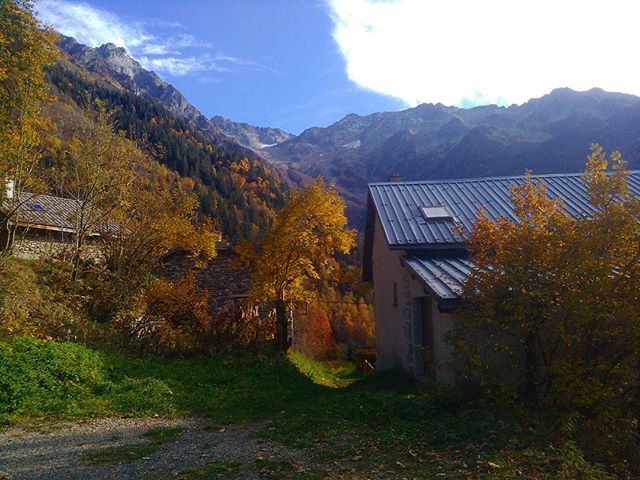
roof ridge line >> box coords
[368,170,640,186]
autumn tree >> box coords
[91,161,218,322]
[457,146,640,436]
[295,308,336,359]
[0,0,58,262]
[51,102,144,280]
[245,178,355,352]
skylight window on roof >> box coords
[420,205,453,221]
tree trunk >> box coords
[71,231,85,282]
[275,297,291,352]
[524,335,539,408]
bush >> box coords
[0,259,87,341]
[0,337,107,415]
[294,309,336,360]
[456,151,640,473]
[128,272,210,356]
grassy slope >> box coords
[0,338,616,479]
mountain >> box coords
[57,36,210,130]
[52,36,287,242]
[57,36,293,155]
[264,88,640,222]
[210,116,293,151]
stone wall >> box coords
[10,228,73,260]
[161,245,254,319]
[8,227,102,261]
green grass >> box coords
[0,337,625,478]
[82,442,160,465]
[174,460,242,479]
[82,427,185,465]
[143,426,185,443]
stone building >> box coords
[161,243,254,319]
[0,192,100,260]
[362,171,640,382]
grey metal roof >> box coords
[368,171,640,247]
[1,193,99,233]
[404,255,473,306]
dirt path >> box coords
[0,417,314,480]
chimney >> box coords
[5,179,14,200]
[388,174,402,182]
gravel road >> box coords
[0,417,309,479]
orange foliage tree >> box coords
[294,308,336,360]
[0,0,58,265]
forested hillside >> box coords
[47,62,287,242]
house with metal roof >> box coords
[362,171,640,382]
[1,191,102,260]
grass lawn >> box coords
[0,337,621,479]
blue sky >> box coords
[37,1,640,135]
[36,0,404,134]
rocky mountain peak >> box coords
[93,42,144,79]
[210,116,293,151]
[56,34,293,157]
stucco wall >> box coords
[372,215,415,372]
[371,214,458,383]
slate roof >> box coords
[367,171,640,247]
[1,192,99,234]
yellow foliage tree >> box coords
[458,145,640,431]
[0,0,58,262]
[245,178,356,351]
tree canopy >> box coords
[0,0,58,263]
[456,145,640,461]
[245,178,356,351]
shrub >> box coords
[294,309,336,360]
[0,259,87,342]
[0,337,107,415]
[456,148,640,472]
[128,271,210,356]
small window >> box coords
[393,282,398,307]
[419,205,453,221]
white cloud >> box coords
[138,55,233,76]
[328,0,640,107]
[36,0,258,77]
[37,0,152,50]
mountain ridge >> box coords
[209,115,293,151]
[263,87,640,222]
[56,35,293,156]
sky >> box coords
[36,0,640,135]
